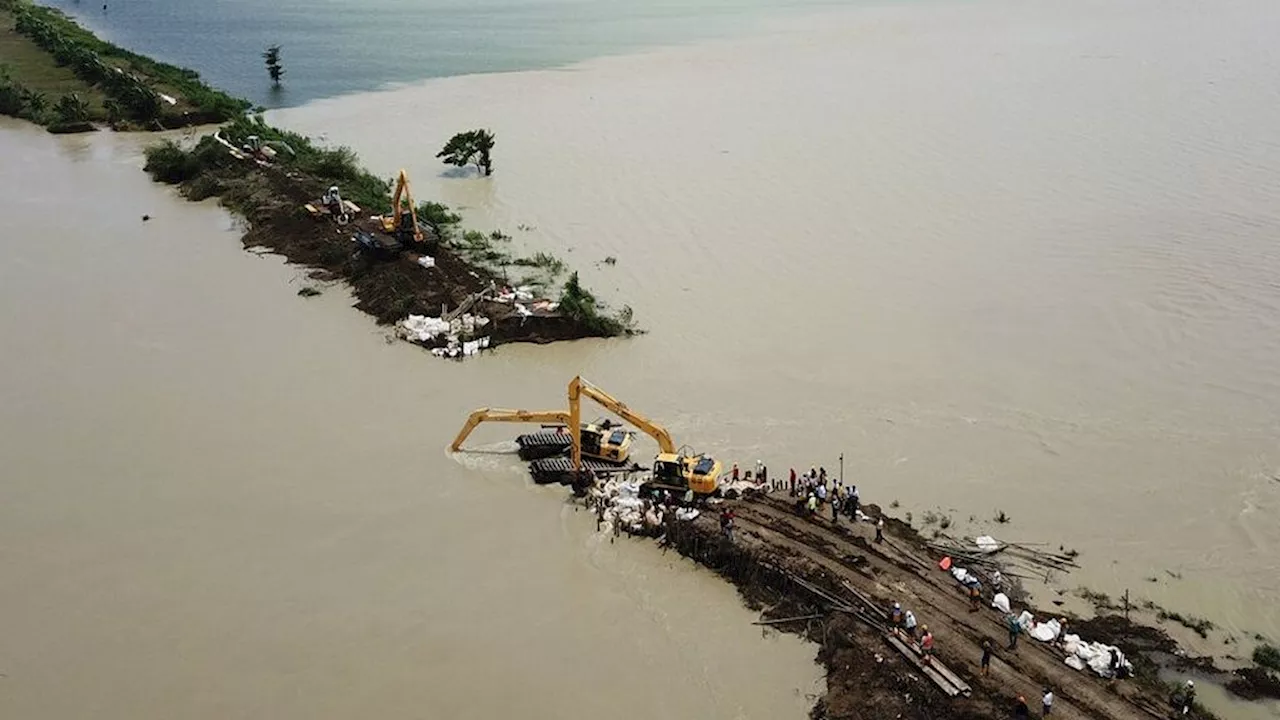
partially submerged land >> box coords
[590,484,1280,719]
[0,0,634,351]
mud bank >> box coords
[145,125,633,352]
[648,493,1243,719]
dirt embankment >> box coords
[654,493,1228,720]
[161,144,616,350]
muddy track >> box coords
[665,493,1194,720]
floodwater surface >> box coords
[0,120,820,719]
[272,0,1280,675]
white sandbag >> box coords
[1030,618,1061,642]
[991,593,1011,613]
[1016,610,1035,631]
[417,255,436,269]
[675,508,700,521]
[1062,634,1082,655]
[614,497,643,510]
[975,535,1001,553]
[951,567,971,584]
[1064,655,1086,671]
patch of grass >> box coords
[297,286,322,297]
[602,255,617,265]
[994,509,1010,524]
[1078,587,1119,611]
[1156,609,1215,639]
[557,271,634,337]
[513,251,566,276]
[416,201,461,241]
[1253,643,1280,672]
[1,0,247,126]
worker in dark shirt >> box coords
[1013,695,1030,719]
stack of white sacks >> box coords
[983,590,1133,678]
[588,477,700,536]
[399,313,492,358]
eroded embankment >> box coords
[650,493,1253,720]
[144,122,635,352]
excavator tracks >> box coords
[528,457,639,485]
[516,431,574,460]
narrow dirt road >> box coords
[697,494,1181,720]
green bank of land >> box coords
[0,0,633,347]
[0,0,245,130]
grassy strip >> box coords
[0,0,247,129]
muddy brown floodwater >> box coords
[275,0,1280,675]
[0,120,820,719]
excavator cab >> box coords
[580,419,633,463]
[649,451,720,496]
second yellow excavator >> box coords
[557,376,722,495]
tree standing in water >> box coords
[263,45,284,87]
[437,129,496,175]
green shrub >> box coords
[1256,644,1280,672]
[557,272,634,337]
[143,140,203,184]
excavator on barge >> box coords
[449,376,723,495]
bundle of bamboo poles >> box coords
[927,534,1080,583]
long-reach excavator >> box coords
[450,408,635,471]
[533,376,722,494]
[449,377,723,494]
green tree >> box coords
[53,93,90,124]
[437,129,495,176]
[263,45,284,86]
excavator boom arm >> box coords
[568,376,676,469]
[388,169,423,243]
[450,408,572,451]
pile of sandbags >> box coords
[1061,635,1131,677]
[588,478,658,535]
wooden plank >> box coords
[884,633,963,698]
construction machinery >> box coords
[450,408,638,483]
[515,417,632,461]
[451,408,572,452]
[545,376,722,495]
[380,169,423,245]
[450,377,722,494]
[352,169,436,257]
[305,185,361,224]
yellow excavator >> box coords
[352,169,431,257]
[380,169,424,245]
[450,408,634,465]
[449,377,722,494]
[566,376,722,495]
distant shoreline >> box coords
[0,0,634,353]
